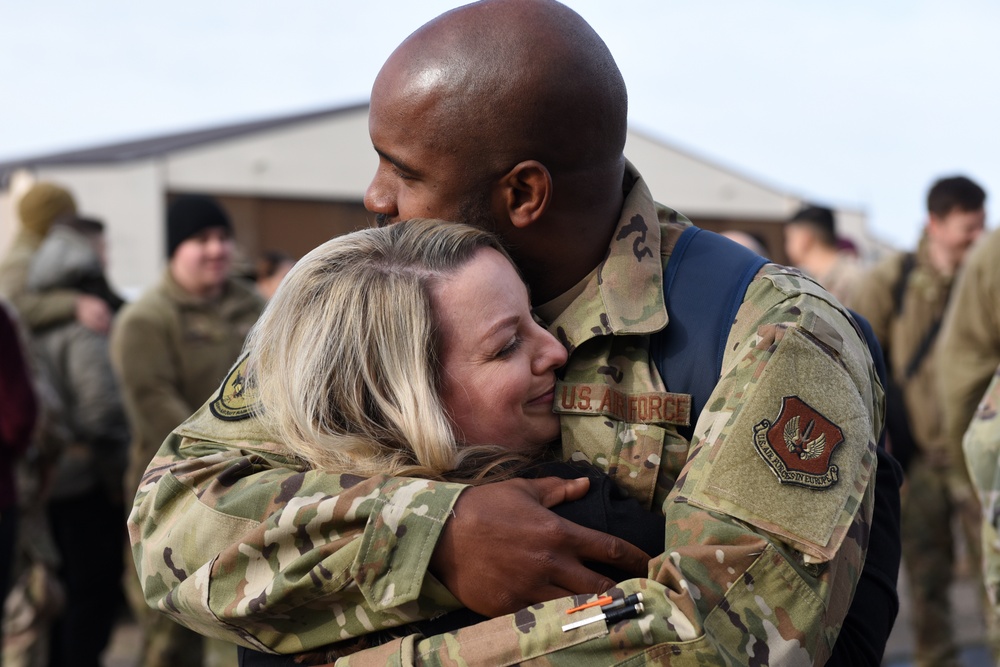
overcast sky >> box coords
[1,0,997,248]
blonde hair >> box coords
[243,219,527,481]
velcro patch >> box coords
[553,381,691,426]
[685,326,874,562]
[209,356,257,421]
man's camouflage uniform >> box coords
[112,269,263,667]
[850,238,973,667]
[129,167,882,666]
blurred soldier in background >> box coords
[26,217,128,667]
[253,250,295,301]
[784,204,863,304]
[111,195,263,667]
[851,175,986,667]
[719,229,769,257]
[939,221,1000,655]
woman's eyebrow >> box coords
[485,314,519,339]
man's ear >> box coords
[498,160,552,229]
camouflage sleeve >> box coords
[0,244,78,331]
[8,288,79,331]
[340,268,881,666]
[128,432,466,653]
[963,364,1000,620]
[939,230,1000,492]
[111,308,194,446]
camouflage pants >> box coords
[901,457,983,667]
[2,505,62,667]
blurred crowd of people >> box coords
[0,183,289,667]
[1,169,999,667]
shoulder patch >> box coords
[209,356,257,421]
[753,396,844,489]
[684,324,875,562]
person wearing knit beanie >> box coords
[17,182,77,237]
[111,193,261,666]
[166,195,233,258]
[166,194,235,300]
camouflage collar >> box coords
[173,394,301,463]
[544,165,669,353]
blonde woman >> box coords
[237,219,662,665]
[245,217,566,478]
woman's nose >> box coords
[534,329,568,373]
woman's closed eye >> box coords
[496,334,523,359]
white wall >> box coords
[624,130,802,219]
[623,130,892,258]
[165,108,375,198]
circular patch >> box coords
[210,355,257,421]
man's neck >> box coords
[925,241,959,277]
[525,164,628,304]
[524,222,617,305]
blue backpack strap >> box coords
[651,226,768,439]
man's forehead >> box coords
[374,45,465,113]
[372,54,447,116]
[369,76,462,161]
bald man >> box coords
[130,2,893,664]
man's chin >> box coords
[202,268,229,287]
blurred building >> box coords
[0,103,890,297]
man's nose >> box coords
[364,172,397,218]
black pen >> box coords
[561,601,645,632]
